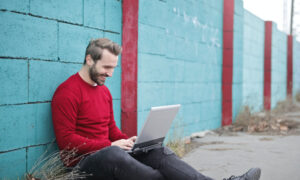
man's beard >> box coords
[89,64,107,86]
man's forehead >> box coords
[97,52,118,66]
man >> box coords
[52,38,261,180]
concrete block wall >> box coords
[138,0,224,137]
[232,0,244,120]
[0,0,122,178]
[242,10,265,112]
[293,39,300,97]
[271,24,287,109]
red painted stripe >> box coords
[264,21,272,110]
[287,35,293,97]
[222,0,234,126]
[121,0,139,137]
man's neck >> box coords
[78,66,97,86]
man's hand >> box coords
[128,136,137,142]
[111,138,134,150]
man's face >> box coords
[88,49,118,86]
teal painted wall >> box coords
[232,0,244,121]
[242,10,265,112]
[2,0,300,179]
[293,39,300,97]
[137,0,224,137]
[0,0,122,178]
[271,24,287,109]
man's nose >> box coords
[106,71,113,77]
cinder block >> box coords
[29,60,81,102]
[105,0,122,33]
[0,149,26,179]
[27,144,58,172]
[84,0,105,29]
[0,11,57,60]
[137,110,148,133]
[104,32,122,46]
[0,104,32,151]
[138,53,168,82]
[0,59,28,105]
[233,67,243,83]
[105,66,121,99]
[0,0,29,12]
[138,82,161,110]
[30,0,83,24]
[139,0,167,28]
[58,23,104,63]
[0,103,54,151]
[29,103,55,145]
[184,62,202,83]
[138,23,166,55]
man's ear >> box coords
[85,55,94,66]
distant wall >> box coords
[242,10,265,112]
[232,0,244,120]
[271,24,287,109]
[0,0,122,178]
[293,39,300,97]
[137,0,224,137]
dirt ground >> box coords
[181,98,300,156]
[182,97,300,180]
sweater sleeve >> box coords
[106,88,129,141]
[51,87,111,155]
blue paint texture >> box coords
[138,0,223,137]
[293,39,300,97]
[271,23,287,109]
[232,0,244,121]
[242,10,265,112]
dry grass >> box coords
[215,98,300,135]
[296,91,300,102]
[26,145,91,180]
[166,138,186,158]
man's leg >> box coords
[133,147,214,180]
[77,146,165,180]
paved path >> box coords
[182,111,300,180]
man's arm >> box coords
[52,88,111,155]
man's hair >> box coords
[84,38,122,64]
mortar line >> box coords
[28,60,30,102]
[104,0,106,30]
[0,56,82,64]
[57,22,60,61]
[0,9,120,34]
[0,142,54,154]
[0,101,51,107]
[25,147,28,173]
[28,0,31,13]
[82,0,84,25]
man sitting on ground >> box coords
[51,38,261,180]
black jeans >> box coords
[76,146,213,180]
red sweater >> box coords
[51,73,128,166]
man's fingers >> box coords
[129,136,137,142]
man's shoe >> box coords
[223,168,261,180]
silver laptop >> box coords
[127,104,181,154]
